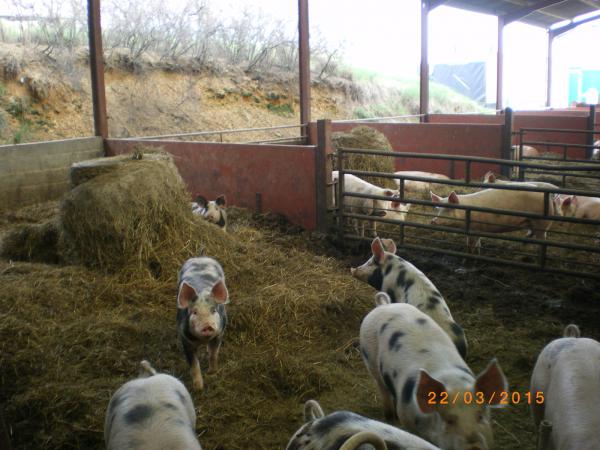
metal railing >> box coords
[126,124,308,144]
[514,127,600,186]
[334,147,600,280]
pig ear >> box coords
[383,190,394,197]
[391,197,402,209]
[215,195,226,206]
[485,172,495,182]
[416,369,447,414]
[211,280,229,304]
[448,191,460,204]
[371,237,386,263]
[177,282,197,309]
[381,238,396,254]
[571,195,578,206]
[374,292,391,306]
[195,194,208,208]
[562,196,572,207]
[430,191,442,203]
[475,359,508,408]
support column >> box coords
[87,0,108,140]
[496,16,504,110]
[316,119,333,233]
[298,0,311,130]
[546,32,554,107]
[419,0,430,121]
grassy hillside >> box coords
[0,44,484,145]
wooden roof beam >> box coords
[502,0,567,25]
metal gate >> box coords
[333,147,600,280]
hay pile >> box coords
[331,126,396,189]
[0,220,60,263]
[61,150,201,276]
[0,201,374,449]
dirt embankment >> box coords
[0,43,368,144]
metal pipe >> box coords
[298,0,311,127]
[87,0,108,140]
[420,0,430,119]
[133,124,306,141]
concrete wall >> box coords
[0,137,103,211]
[106,139,319,230]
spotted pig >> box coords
[351,237,468,358]
[360,301,507,450]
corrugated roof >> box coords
[443,0,600,28]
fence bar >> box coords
[342,234,599,280]
[131,124,306,141]
[337,150,346,242]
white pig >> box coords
[592,140,599,160]
[554,195,600,221]
[351,238,468,358]
[285,399,439,450]
[104,360,202,450]
[482,171,558,190]
[430,189,555,252]
[394,171,450,194]
[332,171,410,237]
[530,324,600,450]
[512,145,541,159]
[360,299,507,450]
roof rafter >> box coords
[549,11,600,37]
[502,0,568,25]
[430,0,448,10]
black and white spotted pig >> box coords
[192,194,227,230]
[351,237,468,358]
[104,360,202,450]
[530,324,600,450]
[177,256,229,391]
[360,299,507,450]
[285,399,440,450]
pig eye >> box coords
[445,417,457,427]
[477,412,484,423]
[210,306,216,313]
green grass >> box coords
[267,103,294,116]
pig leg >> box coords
[373,374,397,421]
[190,354,204,391]
[182,338,203,390]
[207,337,222,374]
[466,236,481,254]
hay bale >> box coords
[331,126,396,188]
[70,151,171,187]
[60,150,197,274]
[0,220,60,263]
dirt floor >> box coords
[1,201,600,450]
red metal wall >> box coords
[105,139,318,230]
[512,115,588,159]
[327,122,504,179]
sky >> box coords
[1,0,599,109]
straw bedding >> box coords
[2,148,600,450]
[0,147,375,449]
